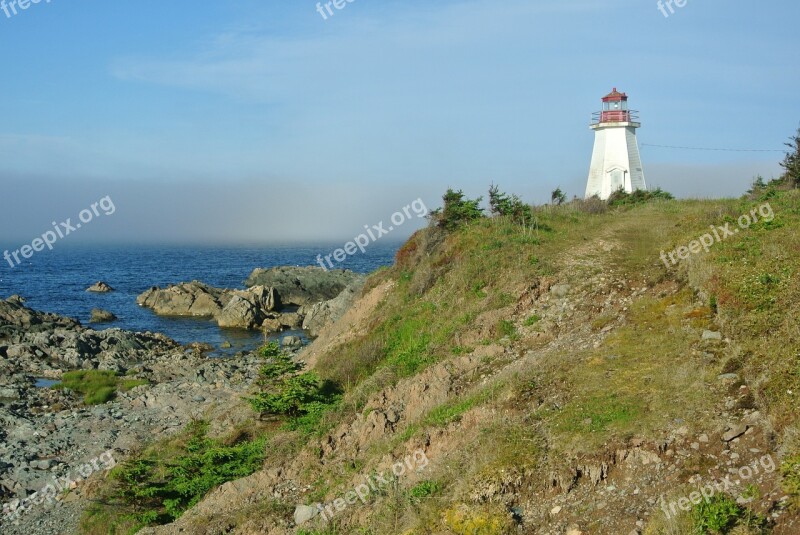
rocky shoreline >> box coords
[0,266,365,535]
[136,267,364,332]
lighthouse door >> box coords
[607,168,625,194]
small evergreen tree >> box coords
[487,184,534,227]
[431,189,485,231]
[247,351,327,417]
[488,184,513,216]
[748,175,767,194]
[551,187,567,206]
[781,126,800,187]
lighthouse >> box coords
[585,88,647,200]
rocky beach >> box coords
[0,267,364,535]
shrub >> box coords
[781,126,800,187]
[108,421,266,526]
[551,187,567,206]
[692,494,766,534]
[259,341,282,358]
[489,184,535,226]
[247,353,341,418]
[431,189,484,231]
[608,188,675,207]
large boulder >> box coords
[137,282,232,317]
[214,287,278,330]
[244,266,364,306]
[302,278,365,337]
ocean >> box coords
[0,243,400,355]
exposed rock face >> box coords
[86,281,114,293]
[90,308,117,323]
[137,282,232,317]
[302,278,366,337]
[217,287,278,330]
[244,266,364,306]
[138,270,365,334]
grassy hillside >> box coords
[83,186,800,535]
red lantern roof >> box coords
[602,88,628,102]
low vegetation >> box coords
[53,370,148,405]
[692,494,767,534]
[79,131,800,532]
[607,186,675,206]
[80,421,267,534]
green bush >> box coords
[692,493,766,534]
[81,422,270,533]
[781,126,800,187]
[247,353,341,418]
[489,184,535,226]
[109,421,266,525]
[608,188,675,207]
[259,341,283,358]
[431,189,485,231]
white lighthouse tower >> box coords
[585,88,647,199]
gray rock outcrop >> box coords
[137,282,232,317]
[138,268,365,334]
[302,278,366,337]
[244,266,364,306]
[217,286,278,330]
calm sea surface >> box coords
[0,243,399,354]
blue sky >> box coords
[1,0,798,243]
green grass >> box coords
[781,454,800,506]
[496,319,518,340]
[106,188,800,534]
[523,314,541,326]
[408,480,443,502]
[53,370,150,405]
[556,392,643,434]
[423,384,500,428]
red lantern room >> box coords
[591,88,639,124]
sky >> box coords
[0,0,798,244]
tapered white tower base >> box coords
[585,88,647,200]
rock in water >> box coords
[87,281,114,293]
[90,309,117,323]
[137,281,232,317]
[244,266,365,306]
